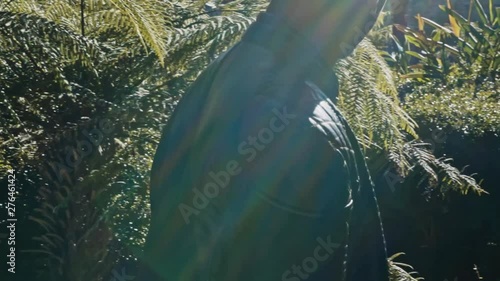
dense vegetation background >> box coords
[0,0,498,281]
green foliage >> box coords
[386,0,499,137]
[337,33,483,195]
[405,67,499,136]
[377,0,498,193]
[2,0,171,64]
[0,0,266,280]
[389,253,424,281]
[388,0,499,82]
[337,39,418,149]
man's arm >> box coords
[299,89,389,281]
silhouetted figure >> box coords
[140,1,389,281]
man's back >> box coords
[141,11,388,281]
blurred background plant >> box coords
[0,1,264,280]
[389,0,498,82]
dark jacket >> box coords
[141,9,388,281]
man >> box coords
[140,0,389,280]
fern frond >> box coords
[389,253,424,281]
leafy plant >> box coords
[388,0,499,83]
[0,1,266,280]
[389,253,424,281]
[337,36,484,195]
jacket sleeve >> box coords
[299,88,389,281]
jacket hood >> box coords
[326,0,387,58]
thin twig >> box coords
[80,0,85,36]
